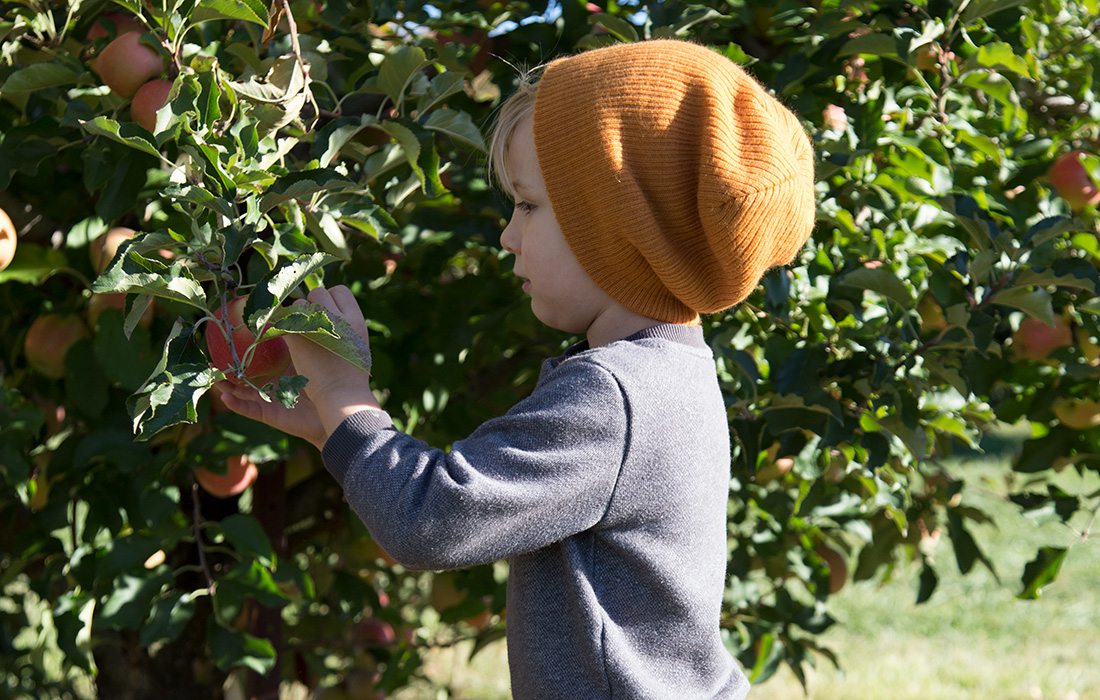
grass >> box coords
[751,455,1100,700]
[386,455,1100,700]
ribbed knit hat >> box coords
[532,39,816,323]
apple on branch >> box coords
[194,455,258,498]
[1048,150,1100,211]
[24,314,90,379]
[1011,316,1073,361]
[205,296,291,385]
[131,78,173,132]
[0,205,15,272]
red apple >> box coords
[1012,317,1073,361]
[822,103,848,131]
[0,205,15,272]
[1052,398,1100,431]
[91,31,164,98]
[1048,150,1100,211]
[87,12,144,43]
[353,617,396,648]
[205,296,291,384]
[24,314,90,379]
[87,292,155,329]
[89,226,136,273]
[814,543,848,594]
[194,455,258,498]
[131,78,173,132]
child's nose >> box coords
[500,219,520,255]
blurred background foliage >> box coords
[1,0,1099,697]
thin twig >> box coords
[280,0,319,131]
[191,482,217,595]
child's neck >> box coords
[585,306,677,348]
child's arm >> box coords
[322,358,628,571]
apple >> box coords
[205,296,291,384]
[87,292,154,329]
[814,543,848,594]
[194,454,258,498]
[353,617,396,648]
[89,226,136,273]
[0,205,15,272]
[1012,316,1073,361]
[1076,328,1100,363]
[91,31,164,98]
[131,78,173,132]
[755,444,795,484]
[87,12,143,43]
[1052,398,1100,431]
[917,293,947,333]
[1048,150,1100,211]
[822,103,848,131]
[24,314,90,378]
[430,571,466,612]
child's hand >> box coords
[216,285,383,451]
[214,377,328,450]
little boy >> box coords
[219,38,815,699]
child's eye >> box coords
[515,201,536,214]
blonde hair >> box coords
[486,65,544,202]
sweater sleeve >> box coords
[320,358,628,570]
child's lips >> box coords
[522,280,531,293]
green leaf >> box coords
[382,120,445,198]
[195,0,268,26]
[1,62,81,93]
[92,240,208,310]
[424,107,487,152]
[54,594,97,674]
[99,571,173,630]
[837,32,896,58]
[140,591,198,646]
[261,305,372,372]
[258,169,354,212]
[416,72,466,116]
[79,116,164,160]
[1018,546,1067,600]
[303,210,350,259]
[916,562,938,604]
[164,184,238,220]
[206,618,277,675]
[962,0,1026,22]
[991,287,1054,326]
[220,514,276,568]
[974,42,1033,79]
[378,45,429,105]
[65,338,110,418]
[0,244,69,284]
[245,251,336,329]
[313,114,379,168]
[92,310,157,391]
[589,13,639,42]
[837,267,914,307]
[127,321,219,440]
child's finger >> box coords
[328,285,364,323]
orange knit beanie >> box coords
[532,39,816,323]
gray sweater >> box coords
[322,324,749,699]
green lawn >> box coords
[752,456,1100,700]
[392,456,1100,700]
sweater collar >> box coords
[563,323,707,358]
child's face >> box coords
[499,115,615,335]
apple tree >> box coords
[1,0,1099,696]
